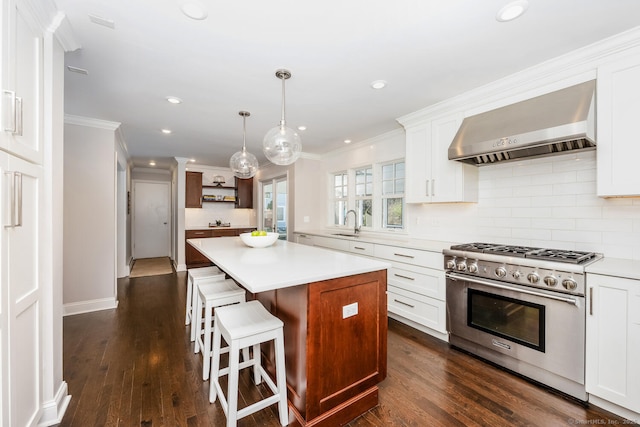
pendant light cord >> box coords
[280,75,286,128]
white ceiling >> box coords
[55,0,640,170]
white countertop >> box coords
[294,229,455,253]
[187,237,390,293]
[586,257,640,281]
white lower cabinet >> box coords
[586,273,640,418]
[292,232,447,340]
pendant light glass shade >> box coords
[263,69,302,166]
[229,111,259,179]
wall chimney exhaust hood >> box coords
[448,80,596,166]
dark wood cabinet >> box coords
[235,177,253,209]
[185,228,256,268]
[185,173,253,209]
[185,171,203,208]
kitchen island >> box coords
[187,236,390,427]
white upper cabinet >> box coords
[596,51,640,197]
[402,112,478,203]
[1,0,44,164]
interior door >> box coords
[261,176,287,240]
[133,181,171,259]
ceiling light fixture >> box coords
[166,96,182,104]
[297,125,307,131]
[370,80,387,89]
[496,0,529,22]
[180,1,208,20]
[230,111,259,179]
[263,69,302,166]
[149,161,156,166]
[161,129,172,134]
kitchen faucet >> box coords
[345,209,361,235]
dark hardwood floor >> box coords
[58,271,629,427]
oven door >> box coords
[446,272,586,395]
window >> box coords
[333,172,348,226]
[355,166,373,228]
[261,176,288,240]
[381,161,404,229]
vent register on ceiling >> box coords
[448,80,596,165]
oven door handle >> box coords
[446,272,580,306]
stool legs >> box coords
[185,275,193,325]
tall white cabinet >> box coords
[1,0,76,425]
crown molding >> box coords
[65,114,121,131]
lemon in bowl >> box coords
[239,231,279,248]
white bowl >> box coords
[239,232,279,248]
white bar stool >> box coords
[209,300,288,427]
[187,266,225,337]
[194,278,246,380]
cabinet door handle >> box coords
[394,273,415,281]
[15,96,23,136]
[589,287,593,315]
[3,90,17,133]
[393,299,415,308]
[393,252,415,259]
[425,179,430,197]
[353,246,366,251]
[4,171,22,228]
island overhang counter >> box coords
[187,236,390,427]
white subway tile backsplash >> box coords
[407,150,640,260]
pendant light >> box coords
[229,111,259,179]
[263,69,302,165]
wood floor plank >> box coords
[57,271,631,427]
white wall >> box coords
[63,119,119,314]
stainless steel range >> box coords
[444,243,602,401]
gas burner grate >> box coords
[526,249,597,264]
[449,243,502,253]
[483,245,537,258]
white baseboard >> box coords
[63,297,119,316]
[588,395,640,423]
[175,261,187,272]
[37,381,71,426]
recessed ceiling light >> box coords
[166,96,182,104]
[161,129,172,134]
[190,158,196,162]
[67,65,89,75]
[88,14,115,29]
[297,125,307,131]
[496,0,529,22]
[344,139,352,144]
[370,80,387,89]
[149,161,156,166]
[180,1,208,20]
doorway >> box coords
[132,180,171,259]
[261,176,288,240]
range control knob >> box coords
[527,272,539,284]
[457,260,467,271]
[468,263,479,273]
[562,278,578,290]
[544,275,558,287]
[446,258,456,270]
[495,267,507,278]
[512,270,521,280]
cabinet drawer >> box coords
[349,241,375,256]
[388,263,445,300]
[313,236,349,252]
[387,286,446,333]
[374,244,442,269]
[295,233,314,246]
[186,230,212,238]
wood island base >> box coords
[254,269,388,427]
